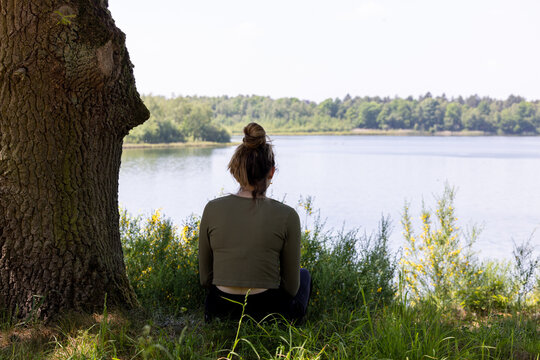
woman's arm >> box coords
[280,209,301,297]
[198,204,213,287]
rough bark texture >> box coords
[0,0,149,318]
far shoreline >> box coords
[123,129,539,149]
[122,141,240,149]
[237,129,538,137]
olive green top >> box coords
[198,194,301,297]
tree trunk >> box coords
[0,0,149,318]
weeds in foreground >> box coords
[2,303,538,359]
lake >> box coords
[119,136,540,259]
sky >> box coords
[108,0,540,102]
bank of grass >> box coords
[229,129,490,136]
[122,141,240,149]
[1,189,539,359]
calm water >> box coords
[119,136,540,259]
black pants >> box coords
[205,268,312,322]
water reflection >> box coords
[121,147,215,172]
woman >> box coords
[198,123,312,322]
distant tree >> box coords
[356,102,382,128]
[376,104,393,129]
[317,98,339,118]
[273,98,292,120]
[396,100,414,128]
[463,108,493,132]
[515,102,537,133]
[444,103,463,131]
[465,94,481,108]
[376,99,412,129]
[419,98,444,131]
[499,102,537,134]
[182,103,213,140]
[419,92,432,101]
[477,100,491,115]
[504,94,526,108]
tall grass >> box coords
[120,210,203,312]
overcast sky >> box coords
[109,0,540,102]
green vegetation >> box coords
[125,96,231,144]
[132,93,540,139]
[1,188,539,359]
[401,187,479,307]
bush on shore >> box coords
[120,187,539,317]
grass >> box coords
[1,304,538,359]
[0,188,539,359]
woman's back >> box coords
[199,195,301,297]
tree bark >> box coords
[0,0,149,318]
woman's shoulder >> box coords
[203,194,236,210]
[266,197,293,209]
[265,198,299,218]
[203,194,298,216]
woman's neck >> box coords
[236,188,266,198]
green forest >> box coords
[125,93,540,143]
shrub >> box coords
[126,117,185,144]
[120,209,203,312]
[512,237,540,307]
[200,124,231,142]
[400,185,478,307]
[298,197,396,316]
[459,260,513,312]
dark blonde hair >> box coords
[228,123,275,199]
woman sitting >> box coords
[198,122,312,322]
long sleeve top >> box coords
[198,194,301,297]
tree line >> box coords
[127,93,540,143]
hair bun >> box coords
[242,122,266,149]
